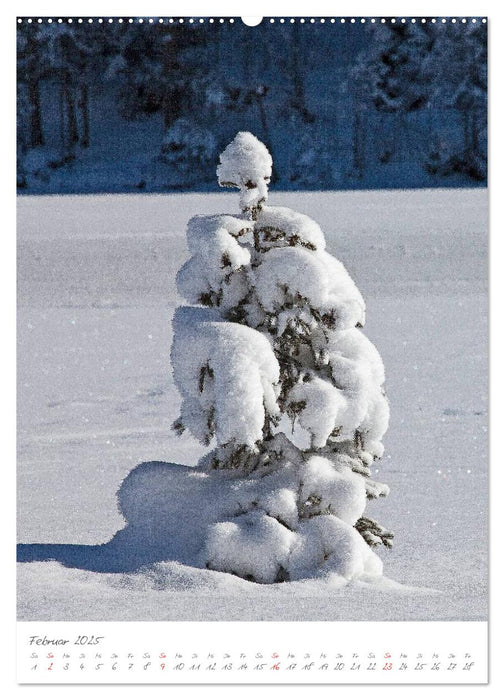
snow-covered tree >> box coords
[17,23,50,149]
[38,22,100,162]
[16,82,30,188]
[159,118,217,187]
[348,23,433,176]
[424,22,487,181]
[359,23,433,114]
[350,22,487,183]
[288,122,339,187]
[176,132,393,583]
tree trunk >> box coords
[59,81,66,159]
[352,102,365,177]
[161,37,181,129]
[65,80,79,146]
[78,84,90,148]
[257,96,269,144]
[242,29,253,84]
[291,22,307,119]
[470,109,479,154]
[27,79,44,147]
[256,94,277,183]
[463,110,471,157]
[163,86,183,129]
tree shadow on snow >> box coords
[17,461,211,574]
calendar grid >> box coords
[17,621,488,684]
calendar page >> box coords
[16,6,488,686]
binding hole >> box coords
[241,17,263,26]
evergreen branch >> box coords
[355,516,394,548]
[350,460,372,478]
[365,478,390,499]
[171,418,185,436]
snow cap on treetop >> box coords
[217,132,272,216]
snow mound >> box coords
[217,131,272,215]
[171,306,279,447]
[256,205,326,251]
[177,214,252,308]
[253,246,365,330]
[288,329,389,456]
[299,455,366,525]
[289,376,348,448]
[114,457,377,584]
[289,515,383,581]
[117,461,225,565]
[204,511,296,584]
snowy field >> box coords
[17,188,487,621]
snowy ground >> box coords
[17,188,488,620]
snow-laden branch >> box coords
[171,306,279,449]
